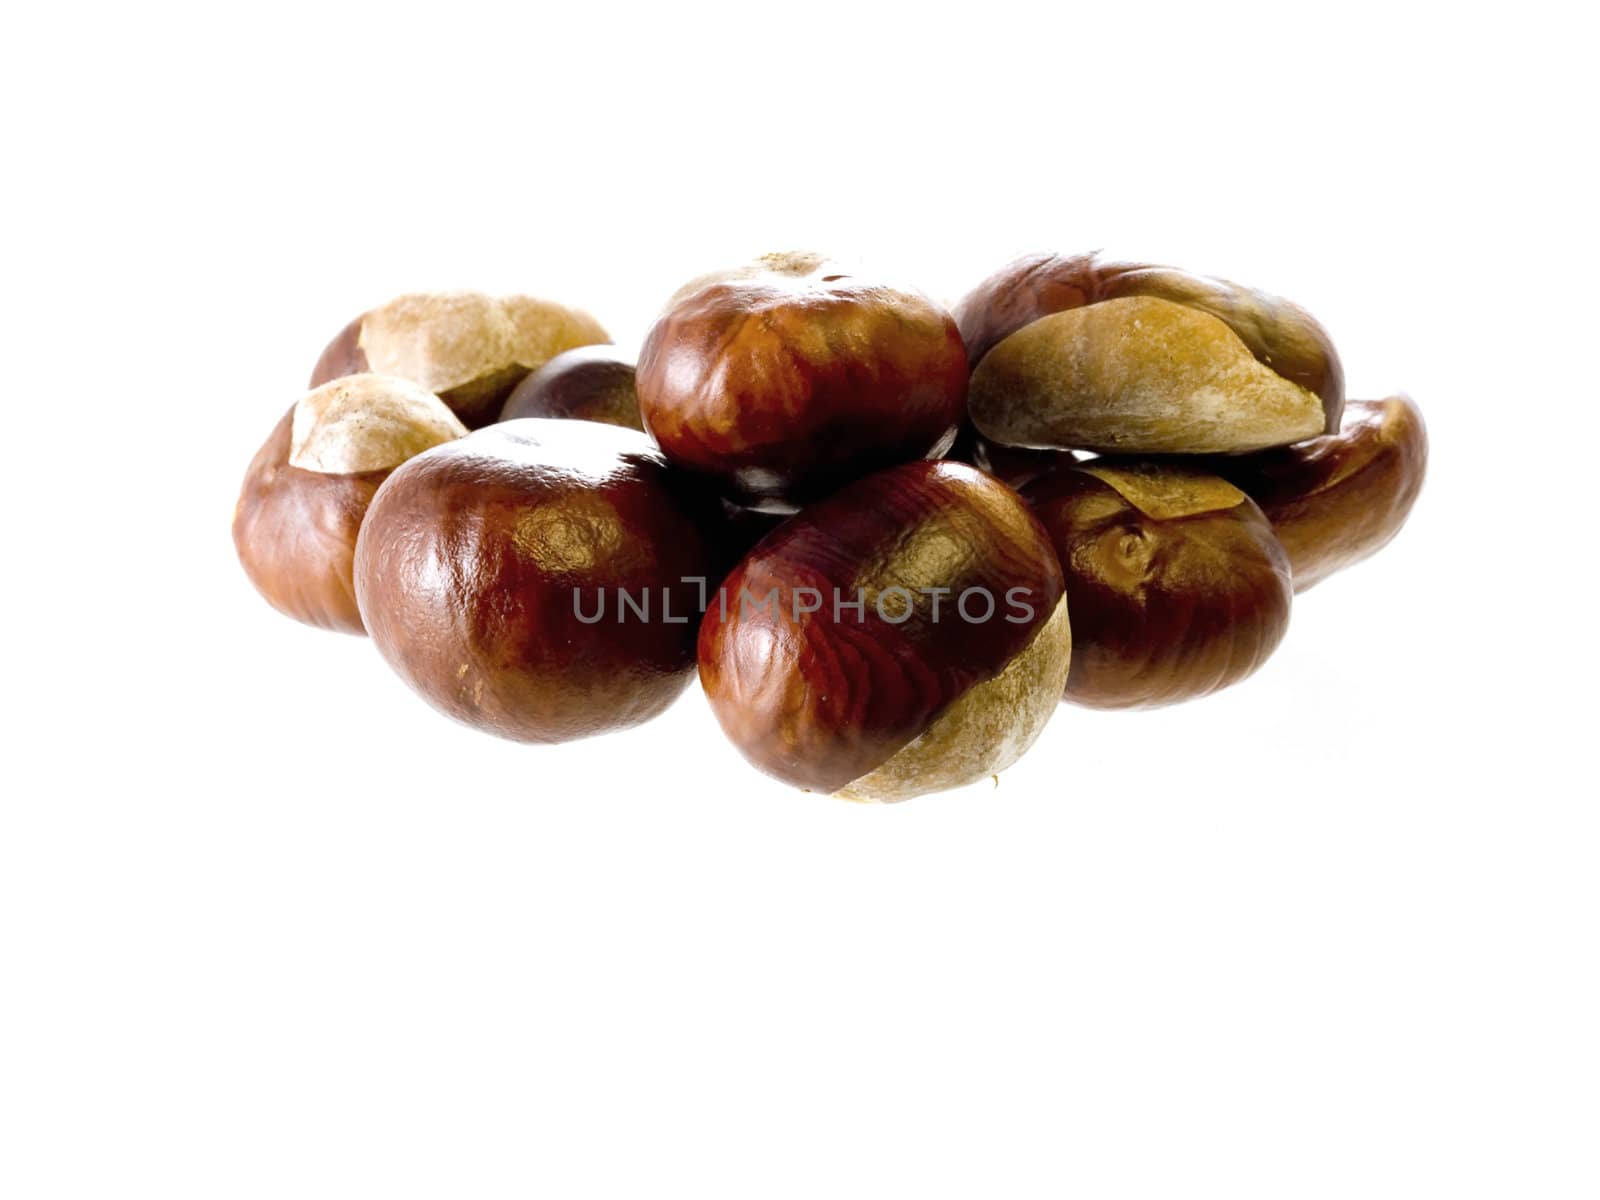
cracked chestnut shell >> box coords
[498,344,643,430]
[354,418,724,742]
[232,374,467,634]
[699,460,1072,802]
[637,252,968,510]
[1024,461,1292,709]
[955,253,1344,455]
[1211,395,1428,592]
[311,291,609,429]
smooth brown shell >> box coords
[953,251,1344,430]
[233,407,380,634]
[311,292,610,429]
[1212,395,1428,591]
[699,460,1067,795]
[1024,462,1292,709]
[637,253,969,509]
[499,344,643,430]
[354,419,725,742]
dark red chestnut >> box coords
[1210,395,1428,591]
[954,253,1344,455]
[354,419,725,742]
[699,461,1072,801]
[1024,461,1292,709]
[233,374,468,633]
[498,344,643,430]
[637,252,969,510]
[311,291,610,429]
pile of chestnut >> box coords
[234,252,1426,802]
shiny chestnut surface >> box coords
[232,406,381,634]
[953,251,1344,430]
[1025,462,1292,709]
[1212,395,1428,591]
[498,344,643,430]
[354,419,724,742]
[637,253,968,509]
[699,461,1065,794]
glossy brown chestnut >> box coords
[232,374,467,634]
[1211,395,1428,592]
[353,419,724,742]
[1024,461,1292,709]
[699,461,1073,802]
[311,291,609,429]
[498,344,643,430]
[637,252,969,510]
[955,253,1344,455]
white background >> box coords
[3,2,1595,1196]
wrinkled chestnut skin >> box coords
[354,419,725,742]
[1212,395,1427,592]
[499,345,643,430]
[637,255,969,510]
[232,407,382,634]
[700,461,1064,792]
[1024,465,1292,709]
[954,252,1344,434]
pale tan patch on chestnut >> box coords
[661,251,839,311]
[289,374,466,475]
[755,250,833,276]
[1082,462,1247,521]
[498,295,611,374]
[357,291,608,396]
[970,296,1327,455]
[835,596,1072,803]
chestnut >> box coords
[636,252,968,510]
[954,253,1344,455]
[311,291,609,429]
[698,461,1072,802]
[1210,395,1428,592]
[232,374,467,634]
[498,344,642,430]
[353,418,725,742]
[1023,460,1292,709]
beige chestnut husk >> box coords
[836,596,1072,802]
[310,291,610,429]
[232,374,467,634]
